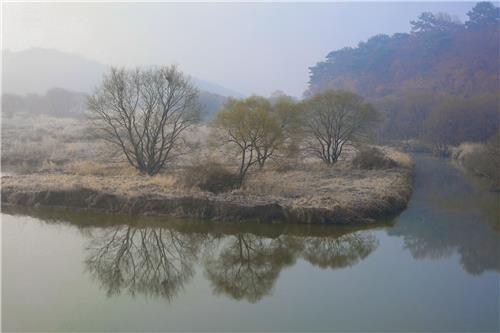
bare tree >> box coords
[88,66,200,175]
[301,90,378,165]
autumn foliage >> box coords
[307,2,500,149]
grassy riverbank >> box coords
[1,146,413,224]
[451,140,500,192]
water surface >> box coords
[2,155,499,331]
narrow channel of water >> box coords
[2,154,499,331]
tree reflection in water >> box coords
[203,231,378,302]
[389,216,499,275]
[85,225,206,300]
[301,233,378,269]
[204,234,302,303]
[387,155,500,275]
[1,202,380,303]
[82,222,378,303]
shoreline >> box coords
[1,155,414,224]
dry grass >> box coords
[451,141,500,189]
[2,114,413,219]
[1,172,185,198]
[2,144,412,214]
[242,161,410,209]
[63,161,111,176]
[380,147,413,168]
[450,142,485,162]
[1,115,210,174]
[1,114,109,173]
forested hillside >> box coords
[307,2,499,149]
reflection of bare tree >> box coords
[300,232,378,269]
[85,225,206,301]
[204,234,301,303]
[4,204,382,303]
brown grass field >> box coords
[1,113,414,223]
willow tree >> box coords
[302,90,378,165]
[212,96,283,187]
[88,66,200,175]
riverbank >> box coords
[450,141,500,192]
[1,148,413,224]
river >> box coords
[2,154,499,331]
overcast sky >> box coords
[2,2,474,97]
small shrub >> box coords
[150,175,178,188]
[181,162,239,193]
[352,147,398,170]
[456,136,500,190]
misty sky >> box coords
[3,2,474,97]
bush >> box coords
[181,162,239,193]
[352,147,398,170]
[454,135,500,190]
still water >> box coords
[2,155,499,332]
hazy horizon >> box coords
[3,2,474,97]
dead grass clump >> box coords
[352,148,398,170]
[62,161,139,177]
[148,174,178,189]
[384,149,413,169]
[180,162,239,193]
[242,171,303,197]
[271,158,298,173]
[63,161,109,176]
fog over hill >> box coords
[2,48,243,118]
[2,48,244,98]
[2,48,106,95]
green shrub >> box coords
[352,147,398,170]
[182,162,239,193]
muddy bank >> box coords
[2,204,390,238]
[1,168,413,224]
[1,186,411,224]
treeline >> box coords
[376,92,499,154]
[2,88,88,118]
[307,2,500,152]
[2,88,226,119]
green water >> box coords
[2,155,499,332]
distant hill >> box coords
[307,2,499,98]
[2,48,107,95]
[2,48,238,118]
[193,78,244,98]
[2,48,243,98]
